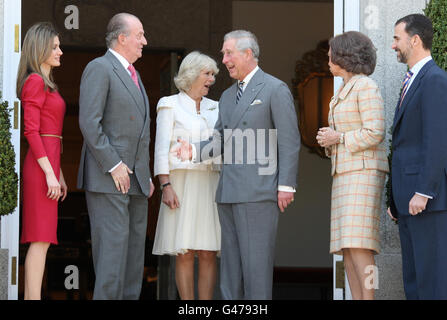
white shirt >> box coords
[238,65,260,92]
[109,48,132,77]
[407,55,432,92]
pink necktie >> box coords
[128,64,140,90]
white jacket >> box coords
[154,91,220,176]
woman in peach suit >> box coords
[317,31,389,300]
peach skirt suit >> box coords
[327,75,389,255]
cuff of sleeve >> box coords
[154,160,170,177]
[109,161,122,173]
[416,192,433,199]
[278,185,296,193]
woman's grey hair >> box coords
[174,51,219,92]
[224,30,260,61]
[105,13,137,48]
[329,31,377,76]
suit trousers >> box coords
[398,211,447,299]
[85,191,148,300]
[217,201,279,300]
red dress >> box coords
[20,74,66,245]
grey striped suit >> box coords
[196,68,301,299]
[77,51,151,299]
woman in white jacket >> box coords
[152,51,221,300]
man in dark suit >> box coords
[389,14,447,299]
[77,13,154,299]
[178,30,301,299]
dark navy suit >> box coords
[391,59,447,299]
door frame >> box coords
[333,0,360,301]
[1,0,22,300]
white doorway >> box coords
[333,0,360,301]
[1,0,22,300]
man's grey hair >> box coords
[105,13,138,48]
[224,30,260,61]
[174,51,219,92]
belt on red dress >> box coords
[40,134,63,154]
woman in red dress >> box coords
[16,22,67,300]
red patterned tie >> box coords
[128,64,141,90]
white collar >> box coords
[179,91,202,113]
[238,65,259,90]
[410,55,432,77]
[178,91,216,115]
[109,48,131,72]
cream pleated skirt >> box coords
[152,169,221,255]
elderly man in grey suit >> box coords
[77,13,154,300]
[178,30,300,299]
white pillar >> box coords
[333,0,359,301]
[1,0,22,300]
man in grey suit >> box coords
[77,13,154,300]
[178,30,300,299]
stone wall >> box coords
[359,0,429,300]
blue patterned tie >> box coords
[399,71,413,108]
[236,81,244,104]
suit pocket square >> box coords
[250,99,263,106]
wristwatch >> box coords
[339,132,345,144]
[161,182,171,190]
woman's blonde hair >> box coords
[16,22,59,98]
[174,51,219,92]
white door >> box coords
[333,0,360,301]
[1,0,22,300]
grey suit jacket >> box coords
[77,51,152,197]
[197,68,301,203]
